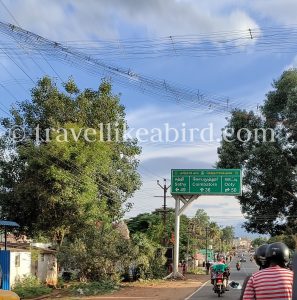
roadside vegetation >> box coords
[218,69,297,250]
[12,276,52,299]
[0,77,235,298]
[3,68,297,298]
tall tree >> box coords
[217,69,297,236]
[0,77,141,244]
[221,226,235,247]
[251,237,268,248]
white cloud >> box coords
[140,143,218,162]
[1,0,259,41]
[249,0,297,25]
[126,105,181,126]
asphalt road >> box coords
[186,257,259,299]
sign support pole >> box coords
[165,194,199,279]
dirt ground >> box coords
[44,274,209,300]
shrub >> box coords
[58,224,134,282]
[12,275,52,299]
[132,233,167,280]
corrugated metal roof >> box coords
[0,220,20,227]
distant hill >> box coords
[234,222,269,239]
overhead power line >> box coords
[0,21,245,115]
[22,26,297,59]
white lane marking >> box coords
[242,263,249,276]
[184,280,210,300]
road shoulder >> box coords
[47,274,209,300]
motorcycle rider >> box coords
[240,244,269,300]
[236,260,241,270]
[242,242,293,300]
[211,256,230,290]
[254,244,269,270]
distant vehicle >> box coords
[240,257,246,262]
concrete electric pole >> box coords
[155,179,171,245]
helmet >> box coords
[265,242,290,264]
[254,244,268,267]
[218,255,225,263]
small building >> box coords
[0,242,57,289]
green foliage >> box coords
[0,77,141,244]
[12,275,52,299]
[221,226,235,246]
[132,233,167,279]
[127,208,232,264]
[217,69,297,236]
[70,280,119,296]
[58,223,133,281]
[251,237,268,248]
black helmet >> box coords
[254,244,268,267]
[265,242,290,264]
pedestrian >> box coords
[182,262,186,275]
[206,261,211,275]
[242,242,293,299]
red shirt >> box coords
[242,265,293,299]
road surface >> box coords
[186,257,258,299]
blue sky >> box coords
[1,0,297,236]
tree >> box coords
[58,223,133,281]
[217,69,297,237]
[220,226,235,252]
[0,77,141,244]
[131,233,167,279]
[208,222,221,251]
[251,237,268,248]
[127,208,190,255]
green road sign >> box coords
[171,169,242,195]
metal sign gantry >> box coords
[165,169,242,279]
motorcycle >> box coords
[236,263,241,271]
[213,271,226,297]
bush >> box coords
[131,233,167,280]
[12,275,52,299]
[70,280,119,296]
[58,225,134,282]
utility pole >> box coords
[186,222,195,269]
[155,179,171,245]
[205,227,210,264]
